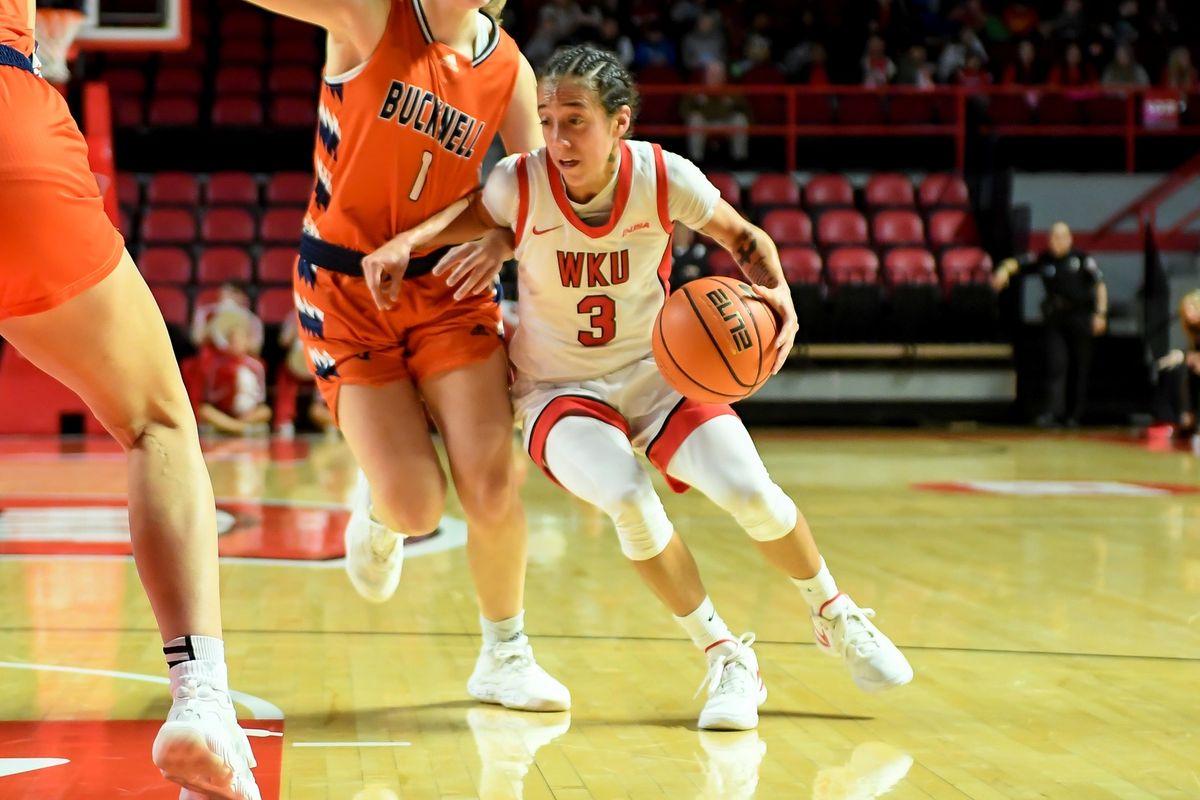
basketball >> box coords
[652,276,780,404]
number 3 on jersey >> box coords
[577,295,615,346]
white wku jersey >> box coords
[509,140,675,383]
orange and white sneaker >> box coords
[152,662,260,800]
[812,594,913,693]
[696,633,767,731]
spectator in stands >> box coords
[197,307,272,436]
[273,314,335,438]
[956,52,993,88]
[670,0,705,28]
[1048,42,1098,86]
[1163,46,1198,91]
[1102,43,1151,87]
[634,26,678,68]
[669,227,709,292]
[1000,3,1040,40]
[190,282,263,353]
[523,0,583,67]
[1001,39,1042,85]
[896,45,936,88]
[805,43,831,86]
[1146,0,1181,44]
[992,221,1109,428]
[948,0,987,35]
[594,16,634,68]
[681,61,750,163]
[862,35,896,87]
[682,11,725,72]
[1151,290,1200,437]
[938,28,988,84]
[1106,0,1142,46]
[1044,0,1087,41]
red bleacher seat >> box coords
[884,248,937,285]
[707,172,741,207]
[779,247,822,284]
[872,210,925,247]
[269,65,318,94]
[273,38,320,64]
[138,247,192,284]
[113,95,144,128]
[762,209,812,246]
[150,285,191,326]
[928,209,980,249]
[147,172,199,206]
[266,172,313,205]
[206,172,258,205]
[212,97,264,127]
[865,173,915,208]
[741,64,787,124]
[837,95,885,124]
[940,246,994,289]
[215,65,263,94]
[826,247,880,285]
[117,172,140,207]
[749,174,800,208]
[988,94,1035,125]
[155,67,203,95]
[256,287,296,325]
[120,208,133,236]
[706,250,741,279]
[0,347,104,434]
[1084,94,1127,124]
[160,43,206,68]
[141,208,196,244]
[817,209,869,247]
[271,14,314,39]
[794,95,835,124]
[102,67,146,95]
[270,96,317,127]
[220,11,267,39]
[201,208,256,244]
[260,208,306,244]
[919,174,970,209]
[887,95,936,125]
[803,174,854,209]
[1037,93,1083,124]
[148,96,200,126]
[258,247,296,283]
[197,247,253,284]
[219,39,267,64]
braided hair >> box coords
[539,44,640,127]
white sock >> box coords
[481,611,525,644]
[792,559,849,618]
[163,635,225,668]
[674,596,735,655]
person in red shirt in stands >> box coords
[1048,42,1097,87]
[1002,40,1042,85]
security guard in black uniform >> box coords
[993,222,1109,427]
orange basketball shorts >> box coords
[291,247,504,426]
[0,51,125,320]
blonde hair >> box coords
[483,0,506,21]
[1180,290,1200,337]
[209,307,261,354]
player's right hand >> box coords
[362,234,413,310]
[432,229,514,301]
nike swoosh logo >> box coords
[532,225,562,236]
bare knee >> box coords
[370,475,447,534]
[456,463,519,529]
[109,393,197,453]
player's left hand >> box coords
[432,229,515,301]
[751,282,799,375]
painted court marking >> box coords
[292,742,412,748]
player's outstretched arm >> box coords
[699,199,799,374]
[360,196,472,310]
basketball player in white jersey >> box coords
[365,44,912,730]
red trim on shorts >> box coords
[645,399,737,494]
[546,141,633,239]
[651,143,674,234]
[514,154,530,248]
[527,394,631,488]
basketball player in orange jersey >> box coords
[239,0,569,709]
[0,2,259,797]
[371,45,913,730]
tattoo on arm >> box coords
[732,228,779,288]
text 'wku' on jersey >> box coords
[556,250,630,288]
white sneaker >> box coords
[152,662,261,800]
[697,730,766,800]
[696,633,767,731]
[468,706,571,797]
[812,594,913,693]
[467,634,571,712]
[344,469,404,603]
[813,741,913,800]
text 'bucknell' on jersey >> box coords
[378,82,485,159]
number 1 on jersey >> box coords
[409,150,433,201]
[577,295,616,346]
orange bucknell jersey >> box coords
[307,0,521,256]
[0,0,34,55]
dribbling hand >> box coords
[751,282,799,375]
[361,235,413,311]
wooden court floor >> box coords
[0,429,1198,799]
